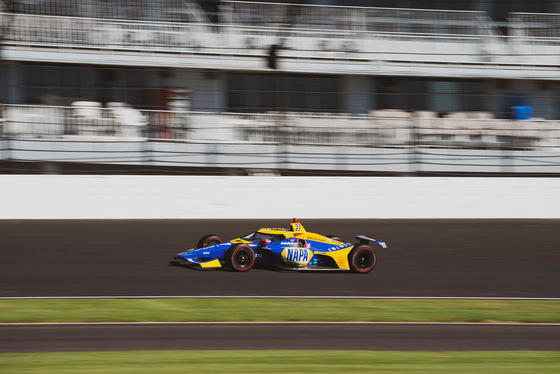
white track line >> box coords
[1,296,559,301]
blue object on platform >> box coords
[512,105,533,120]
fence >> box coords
[4,104,560,147]
[506,13,560,65]
[1,104,560,175]
[5,5,560,66]
[3,0,208,22]
[222,2,499,36]
[509,12,560,39]
[0,10,508,64]
[4,13,210,51]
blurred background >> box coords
[1,0,560,176]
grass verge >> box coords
[0,299,559,323]
[1,350,560,373]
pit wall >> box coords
[1,175,559,219]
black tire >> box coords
[348,244,376,273]
[225,244,255,272]
[196,234,223,249]
[327,234,342,242]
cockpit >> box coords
[241,231,286,242]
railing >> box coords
[3,0,208,23]
[221,1,499,36]
[2,105,560,174]
[2,104,560,149]
[3,6,559,67]
[1,12,504,65]
[4,13,210,51]
[504,12,560,66]
[509,12,560,39]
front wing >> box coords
[171,244,229,268]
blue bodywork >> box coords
[174,236,350,269]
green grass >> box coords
[1,350,559,373]
[1,299,559,324]
[2,300,558,372]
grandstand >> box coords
[0,0,559,175]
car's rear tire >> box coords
[348,244,376,273]
[197,234,222,249]
[225,244,255,272]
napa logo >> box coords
[282,248,312,265]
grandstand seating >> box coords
[106,103,148,138]
[0,103,557,150]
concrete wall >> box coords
[1,176,559,219]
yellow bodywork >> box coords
[257,223,352,270]
[198,259,222,268]
[314,247,353,270]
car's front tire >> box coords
[225,244,255,272]
[348,244,376,273]
[197,234,223,248]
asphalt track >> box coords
[2,219,559,353]
[1,219,559,297]
[2,323,559,352]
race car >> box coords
[171,219,387,273]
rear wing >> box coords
[356,235,388,249]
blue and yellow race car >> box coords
[172,219,387,273]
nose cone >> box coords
[174,252,187,260]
